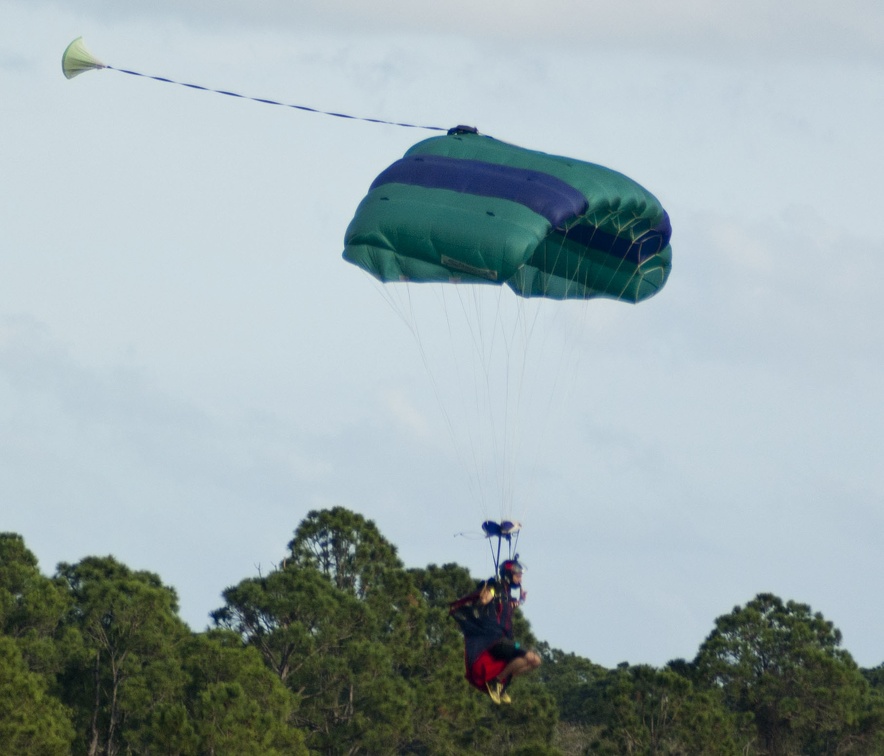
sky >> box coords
[2,0,883,670]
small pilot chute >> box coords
[62,37,106,79]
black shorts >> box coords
[488,638,526,663]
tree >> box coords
[554,660,744,755]
[286,507,404,601]
[533,643,608,750]
[0,635,75,755]
[535,643,606,723]
[214,550,418,753]
[862,664,884,692]
[0,533,75,679]
[694,593,879,755]
[286,508,442,752]
[56,556,190,756]
[182,630,306,755]
[0,533,79,753]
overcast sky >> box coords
[3,0,883,670]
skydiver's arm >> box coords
[449,580,496,614]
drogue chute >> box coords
[62,37,106,80]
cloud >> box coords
[13,0,884,64]
[663,207,884,376]
[6,0,884,666]
[381,388,433,442]
[0,315,332,507]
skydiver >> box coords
[448,559,541,704]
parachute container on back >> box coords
[343,128,672,302]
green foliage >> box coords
[694,593,884,754]
[50,555,306,755]
[287,506,403,600]
[536,642,607,722]
[214,548,421,752]
[5,521,884,755]
[0,534,77,753]
[549,660,744,754]
[185,630,306,754]
[0,533,75,678]
[0,635,75,754]
[862,663,884,691]
[55,555,190,755]
[217,519,475,753]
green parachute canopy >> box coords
[343,127,672,302]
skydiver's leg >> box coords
[497,649,541,682]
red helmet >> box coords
[500,560,524,581]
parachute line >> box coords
[101,64,447,132]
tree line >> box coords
[2,506,883,755]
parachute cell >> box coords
[343,129,672,302]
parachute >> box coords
[61,37,106,79]
[343,128,673,524]
[60,37,672,531]
[343,127,672,303]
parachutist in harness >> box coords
[449,522,541,704]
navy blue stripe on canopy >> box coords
[370,155,588,228]
[554,210,672,264]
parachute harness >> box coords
[482,520,525,605]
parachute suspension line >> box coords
[543,209,655,303]
[508,300,548,516]
[396,285,471,484]
[497,288,522,518]
[441,285,492,516]
[494,290,515,515]
[489,530,503,573]
[371,279,492,517]
[62,39,446,132]
[448,282,559,526]
[447,284,507,521]
[469,286,506,516]
[462,283,529,522]
[497,290,532,517]
[498,261,576,520]
[418,282,531,524]
[482,520,521,577]
[577,209,650,303]
[541,224,576,299]
[371,264,586,531]
[454,282,549,525]
[510,235,590,516]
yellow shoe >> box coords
[485,681,502,704]
[499,688,512,704]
